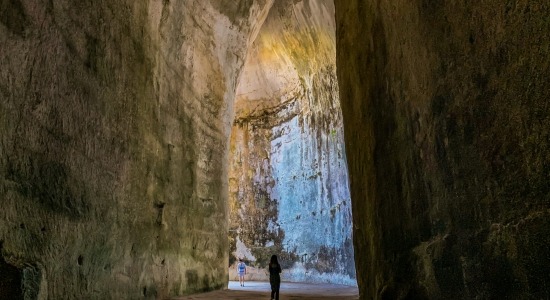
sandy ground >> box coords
[171,281,359,300]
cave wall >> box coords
[0,0,272,298]
[228,0,356,285]
[335,0,550,299]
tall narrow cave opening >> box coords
[227,0,356,286]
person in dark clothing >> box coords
[268,255,282,300]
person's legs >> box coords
[272,282,280,300]
[274,287,280,300]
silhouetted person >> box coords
[237,258,247,287]
[269,255,282,300]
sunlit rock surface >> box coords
[228,0,355,286]
[336,0,550,298]
[0,0,272,298]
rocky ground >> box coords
[171,281,359,300]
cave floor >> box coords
[171,281,359,299]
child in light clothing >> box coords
[237,259,247,287]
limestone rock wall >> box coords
[0,0,272,298]
[335,0,550,299]
[228,0,355,285]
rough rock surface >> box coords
[3,0,549,299]
[228,0,355,286]
[335,0,550,299]
[0,0,272,298]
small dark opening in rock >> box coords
[155,202,165,226]
[0,255,23,300]
[77,255,84,266]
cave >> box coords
[1,0,549,299]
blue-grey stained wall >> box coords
[228,1,355,285]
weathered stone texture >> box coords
[0,0,272,298]
[228,0,356,285]
[335,0,550,299]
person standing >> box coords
[268,255,282,300]
[237,259,247,287]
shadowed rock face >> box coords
[227,0,355,285]
[335,0,550,299]
[0,0,272,298]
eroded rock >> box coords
[335,0,550,298]
[228,0,355,286]
[0,0,272,298]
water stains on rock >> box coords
[0,0,29,37]
[229,0,355,286]
[6,155,89,219]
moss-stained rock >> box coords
[335,0,550,298]
[0,0,272,298]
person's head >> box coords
[239,258,242,262]
[270,255,278,265]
